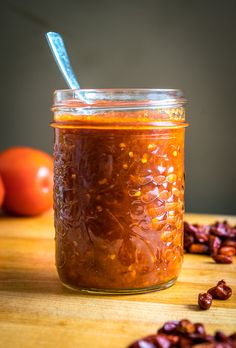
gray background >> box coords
[1,0,236,214]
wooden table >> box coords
[0,213,236,348]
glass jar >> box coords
[52,89,188,294]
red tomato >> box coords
[0,147,53,216]
[0,175,5,208]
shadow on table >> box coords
[0,268,125,298]
[185,304,202,311]
[0,268,90,297]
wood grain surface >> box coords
[0,212,236,348]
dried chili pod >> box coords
[158,321,179,334]
[209,235,221,256]
[222,239,236,248]
[189,244,209,254]
[211,254,233,264]
[215,331,230,343]
[177,319,195,334]
[194,323,206,335]
[128,334,158,348]
[198,293,212,310]
[219,246,236,257]
[207,280,232,300]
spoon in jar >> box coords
[45,32,80,89]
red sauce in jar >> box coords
[52,90,187,293]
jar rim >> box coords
[52,89,187,129]
[53,88,186,108]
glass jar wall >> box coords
[52,89,187,294]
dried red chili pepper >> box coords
[219,246,236,256]
[207,280,232,300]
[209,235,221,256]
[177,319,195,334]
[158,321,179,335]
[156,334,179,348]
[194,323,206,336]
[184,220,236,264]
[128,319,236,348]
[198,292,213,310]
[211,254,233,264]
[189,244,209,254]
[215,330,230,343]
[222,240,236,248]
[184,234,194,251]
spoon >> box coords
[45,32,80,89]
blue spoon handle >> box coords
[46,32,80,89]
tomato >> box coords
[0,175,5,208]
[0,147,53,216]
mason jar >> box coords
[52,89,188,294]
